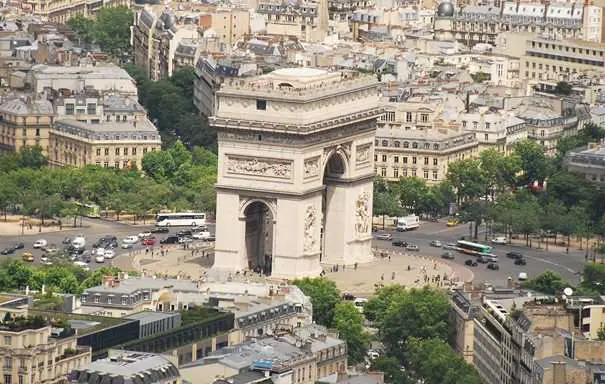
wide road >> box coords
[372,219,585,287]
[0,218,215,270]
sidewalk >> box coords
[0,216,94,236]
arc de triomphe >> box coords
[210,68,381,279]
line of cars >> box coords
[375,232,421,252]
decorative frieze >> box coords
[226,156,292,179]
[304,205,318,253]
[304,156,321,178]
[355,191,371,236]
[356,143,372,165]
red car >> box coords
[143,237,157,246]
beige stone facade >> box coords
[0,324,91,384]
[210,8,250,46]
[22,0,129,24]
[0,98,54,154]
[211,68,381,278]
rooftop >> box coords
[31,64,133,80]
[125,311,180,325]
[0,97,54,116]
[53,118,158,135]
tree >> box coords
[513,139,550,184]
[406,338,482,384]
[363,284,407,323]
[370,357,411,384]
[597,325,605,341]
[67,15,95,44]
[446,159,484,203]
[93,6,134,59]
[380,287,451,360]
[522,270,569,295]
[397,177,428,214]
[547,170,594,208]
[581,263,605,294]
[333,302,370,364]
[170,67,196,101]
[554,81,572,95]
[16,146,48,169]
[291,277,341,327]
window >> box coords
[115,148,120,155]
[433,170,438,180]
[103,162,109,168]
[394,141,400,148]
[96,148,101,156]
[434,144,439,150]
[394,156,399,163]
[424,170,429,179]
[403,157,408,164]
[22,128,26,137]
[65,103,75,115]
[411,169,416,177]
[132,148,137,156]
[122,297,127,305]
[114,161,119,168]
[406,112,412,122]
[382,140,388,147]
[4,375,11,384]
[382,155,387,162]
[393,168,399,178]
[424,157,429,165]
[122,115,127,122]
[104,148,109,156]
[124,148,129,156]
[107,296,113,304]
[19,360,24,369]
[106,115,110,122]
[143,148,148,154]
[462,121,467,128]
[403,141,409,148]
[412,157,417,164]
[540,130,545,137]
[420,113,428,122]
[473,121,478,129]
[87,103,96,115]
[35,128,40,137]
[381,168,386,177]
[485,133,489,141]
[18,375,23,384]
[94,296,100,303]
[403,169,408,177]
[256,99,267,110]
[4,356,11,369]
[374,155,377,162]
[485,122,490,129]
[412,142,418,149]
[3,336,10,346]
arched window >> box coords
[433,144,439,150]
[412,142,418,149]
[403,141,409,148]
[382,140,389,147]
[394,141,401,148]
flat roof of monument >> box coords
[272,67,329,77]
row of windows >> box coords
[81,295,129,305]
[462,121,490,129]
[378,167,439,180]
[527,52,602,67]
[376,139,440,150]
[375,154,439,166]
[95,147,153,156]
[530,40,604,57]
[380,112,429,123]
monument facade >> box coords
[211,68,381,278]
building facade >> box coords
[567,143,605,183]
[459,109,527,153]
[0,98,54,154]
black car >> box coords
[392,239,408,247]
[506,251,523,259]
[477,256,489,264]
[14,243,24,250]
[151,227,169,233]
[176,229,193,237]
[0,248,13,255]
[465,259,478,267]
[160,236,180,244]
[514,258,527,266]
[487,262,499,270]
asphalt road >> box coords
[0,217,587,287]
[372,220,585,287]
[0,218,216,270]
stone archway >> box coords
[242,200,274,275]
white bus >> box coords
[156,212,207,227]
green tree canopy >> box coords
[522,270,569,295]
[333,302,370,364]
[291,277,341,327]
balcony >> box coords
[55,346,91,363]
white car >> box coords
[178,237,193,244]
[95,248,105,256]
[40,255,49,263]
[121,242,133,249]
[33,239,48,249]
[122,236,139,245]
[518,272,528,281]
[104,249,115,259]
[73,261,90,271]
[491,236,507,245]
[192,231,211,240]
[138,231,152,239]
[95,255,105,263]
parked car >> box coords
[406,244,419,252]
[138,231,152,239]
[13,243,24,250]
[446,219,459,227]
[151,227,169,234]
[143,237,157,246]
[95,248,105,256]
[443,243,457,250]
[122,236,139,245]
[487,262,500,270]
[514,258,527,266]
[160,236,179,244]
[192,231,211,240]
[104,249,116,259]
[0,248,14,255]
[506,252,523,260]
[33,239,48,249]
[40,255,49,263]
[429,240,442,247]
[375,232,392,241]
[441,251,455,260]
[62,237,72,244]
[95,255,105,263]
[121,242,134,249]
[392,239,408,247]
[73,261,90,271]
[22,252,34,262]
[464,259,478,267]
[178,237,193,244]
[491,236,507,245]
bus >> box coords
[156,212,206,227]
[456,240,493,257]
[76,202,100,218]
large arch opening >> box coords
[321,153,346,262]
[243,201,274,275]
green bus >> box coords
[76,202,100,218]
[456,240,493,257]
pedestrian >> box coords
[407,265,411,271]
[58,220,62,230]
[381,273,384,281]
[354,262,358,270]
[342,264,345,271]
[145,248,149,255]
[388,254,391,262]
[191,249,195,257]
[391,271,395,280]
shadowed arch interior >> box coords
[243,201,274,275]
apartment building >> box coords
[567,142,605,183]
[200,8,250,47]
[0,97,54,153]
[434,2,600,47]
[459,108,527,153]
[0,316,92,384]
[256,0,329,42]
[520,38,605,82]
[375,94,479,183]
[22,0,129,23]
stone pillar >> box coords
[213,191,247,271]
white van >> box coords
[72,236,86,249]
[354,298,368,313]
[396,215,420,232]
[518,272,528,281]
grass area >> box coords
[29,309,129,336]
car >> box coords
[43,245,58,255]
[491,236,507,245]
[160,236,179,244]
[122,236,139,245]
[138,231,152,239]
[192,231,211,240]
[392,239,408,247]
[447,219,459,227]
[41,260,53,266]
[375,232,392,241]
[40,255,49,263]
[62,237,72,244]
[514,258,527,266]
[22,252,34,262]
[465,259,478,267]
[430,240,443,247]
[506,252,523,260]
[95,255,105,263]
[487,262,500,270]
[33,239,48,249]
[406,244,419,251]
[176,230,193,238]
[13,243,24,250]
[0,248,14,255]
[121,242,134,249]
[477,256,489,264]
[443,243,457,250]
[518,272,528,281]
[441,251,455,260]
[178,237,193,244]
[104,249,116,259]
[94,236,118,249]
[151,227,169,233]
[95,248,106,256]
[143,237,157,246]
[73,261,90,271]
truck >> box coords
[396,215,420,232]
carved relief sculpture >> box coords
[303,157,320,178]
[227,156,292,179]
[356,144,371,164]
[304,205,317,252]
[355,192,371,236]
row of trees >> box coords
[291,278,480,384]
[523,263,605,296]
[0,142,217,223]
